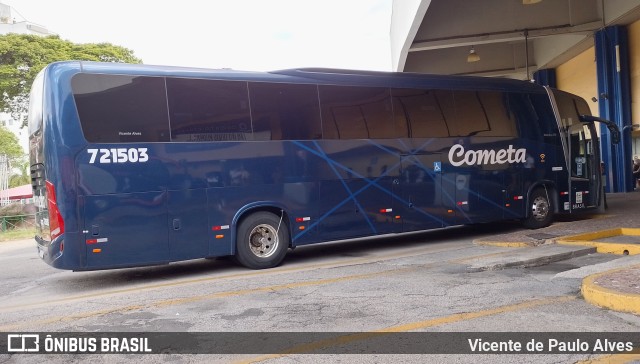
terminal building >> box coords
[391,0,640,193]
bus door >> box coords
[400,153,445,232]
[567,123,599,209]
[168,189,209,261]
[440,162,472,226]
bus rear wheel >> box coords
[235,211,289,269]
[523,188,553,229]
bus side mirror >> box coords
[579,115,620,145]
[608,125,621,145]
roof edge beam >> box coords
[409,20,603,52]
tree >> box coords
[0,34,142,127]
[0,125,23,166]
[9,161,30,188]
[0,125,25,188]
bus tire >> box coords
[523,188,553,229]
[235,211,289,269]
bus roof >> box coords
[48,61,547,94]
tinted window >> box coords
[28,69,45,136]
[72,74,170,143]
[474,91,517,137]
[552,89,595,129]
[392,89,450,138]
[249,82,322,140]
[449,91,488,136]
[509,93,539,141]
[392,89,517,138]
[553,89,582,129]
[167,78,251,142]
[319,86,394,139]
[451,91,519,137]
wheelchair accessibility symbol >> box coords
[434,162,441,173]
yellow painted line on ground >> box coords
[234,295,575,364]
[556,227,640,255]
[0,242,464,313]
[575,353,640,364]
[152,267,413,308]
[559,240,640,255]
[620,228,640,235]
[474,241,533,248]
[0,266,415,331]
[581,265,640,315]
[562,228,640,240]
[562,228,626,242]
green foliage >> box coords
[9,161,30,188]
[0,125,23,165]
[0,34,142,126]
[0,125,27,186]
[0,227,36,241]
[0,203,36,236]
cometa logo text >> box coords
[449,144,527,167]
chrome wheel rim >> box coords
[531,196,549,221]
[248,224,279,258]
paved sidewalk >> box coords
[475,190,640,315]
[581,264,640,315]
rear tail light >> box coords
[45,180,65,240]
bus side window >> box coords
[451,90,490,137]
[166,78,251,142]
[72,74,171,143]
[474,91,518,137]
[510,93,545,142]
[531,94,560,144]
[319,85,394,139]
[249,82,322,141]
[390,88,449,138]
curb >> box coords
[465,245,596,272]
[471,240,534,248]
[581,265,640,315]
[557,228,640,255]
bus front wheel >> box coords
[235,211,289,269]
[523,188,553,229]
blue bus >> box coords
[28,61,619,270]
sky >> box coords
[8,0,393,72]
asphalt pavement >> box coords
[474,189,640,315]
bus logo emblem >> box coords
[448,144,527,167]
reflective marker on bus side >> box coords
[86,238,108,244]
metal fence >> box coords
[0,214,36,232]
[0,154,9,206]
